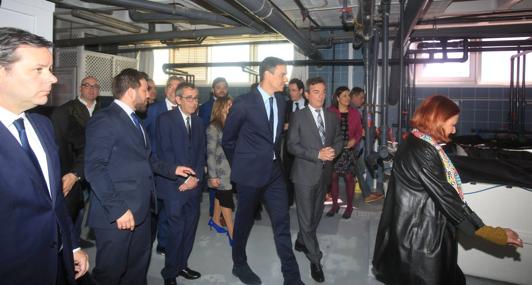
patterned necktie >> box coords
[315,109,326,145]
[130,112,145,145]
[13,118,48,190]
[294,102,299,112]
[186,116,191,139]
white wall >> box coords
[0,0,54,41]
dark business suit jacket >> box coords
[198,97,214,127]
[0,113,78,285]
[284,98,308,125]
[154,110,206,200]
[50,98,101,220]
[222,88,286,188]
[85,102,177,229]
[287,107,343,186]
[143,99,170,153]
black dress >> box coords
[372,133,484,285]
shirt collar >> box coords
[257,85,274,103]
[165,98,177,111]
[0,105,26,129]
[113,99,135,116]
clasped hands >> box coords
[318,147,336,162]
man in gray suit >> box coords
[287,77,343,283]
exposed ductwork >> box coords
[232,0,322,60]
[127,10,225,27]
[54,27,259,47]
[200,0,267,34]
[71,9,144,33]
[80,0,241,27]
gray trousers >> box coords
[294,176,328,265]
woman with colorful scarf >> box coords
[372,95,522,285]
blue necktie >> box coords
[13,118,46,180]
[131,112,145,146]
[268,97,274,140]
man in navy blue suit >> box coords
[85,68,194,285]
[223,57,304,285]
[143,75,183,255]
[155,82,206,285]
[0,27,88,285]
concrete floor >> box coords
[81,191,516,285]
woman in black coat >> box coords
[372,95,522,285]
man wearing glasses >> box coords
[154,82,206,285]
[51,76,102,249]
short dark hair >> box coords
[112,68,145,99]
[211,77,228,89]
[176,82,196,97]
[288,78,304,91]
[410,95,460,142]
[0,27,52,68]
[259,57,286,82]
[305,77,326,92]
[350,87,365,97]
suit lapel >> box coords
[172,109,190,150]
[274,93,285,142]
[113,103,146,148]
[71,100,90,127]
[304,108,323,146]
[251,90,271,137]
[324,110,336,145]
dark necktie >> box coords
[294,102,299,112]
[268,97,274,140]
[13,118,48,190]
[186,116,191,139]
[130,112,145,145]
[315,109,326,145]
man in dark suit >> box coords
[85,68,194,285]
[155,82,206,285]
[198,77,228,219]
[287,77,343,283]
[143,75,183,254]
[0,27,88,285]
[282,78,308,206]
[50,76,101,247]
[223,57,303,285]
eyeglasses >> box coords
[81,83,101,90]
[180,96,199,102]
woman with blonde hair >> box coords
[206,96,235,245]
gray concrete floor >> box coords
[82,191,516,285]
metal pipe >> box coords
[397,0,405,144]
[80,0,241,27]
[98,40,289,53]
[200,0,266,33]
[232,0,321,59]
[71,9,144,33]
[55,27,258,47]
[291,0,320,27]
[127,10,225,27]
[380,0,390,150]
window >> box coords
[479,38,532,85]
[153,42,294,86]
[209,44,250,83]
[415,51,476,85]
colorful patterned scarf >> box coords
[411,128,464,200]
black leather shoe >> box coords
[164,278,177,285]
[232,264,262,284]
[156,247,166,256]
[179,267,201,280]
[310,263,325,283]
[294,240,308,254]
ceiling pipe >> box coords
[200,0,267,33]
[71,10,144,33]
[54,27,258,47]
[232,0,322,60]
[127,10,225,26]
[80,0,241,27]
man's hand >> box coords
[62,173,79,196]
[208,178,221,188]
[175,166,195,177]
[179,176,198,191]
[505,228,524,248]
[318,147,336,161]
[116,209,135,231]
[73,250,89,279]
